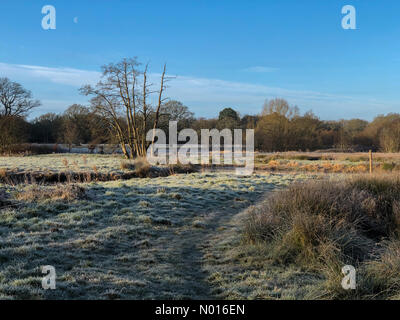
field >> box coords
[1,152,400,300]
[254,151,400,173]
[0,154,125,175]
[0,153,314,299]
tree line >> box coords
[1,57,400,155]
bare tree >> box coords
[0,78,41,117]
[80,58,169,159]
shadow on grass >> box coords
[0,176,272,299]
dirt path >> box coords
[154,192,269,299]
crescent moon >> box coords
[73,17,78,24]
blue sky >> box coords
[1,0,400,120]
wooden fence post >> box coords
[369,150,373,174]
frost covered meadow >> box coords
[2,153,400,300]
[0,153,313,299]
[0,154,129,175]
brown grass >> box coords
[257,151,400,162]
[0,168,7,178]
[169,162,197,175]
[14,184,86,202]
[244,174,400,299]
[120,157,150,173]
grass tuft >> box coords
[14,184,86,202]
[244,174,400,299]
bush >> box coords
[120,157,151,176]
[133,157,151,177]
[14,184,86,202]
[244,174,400,298]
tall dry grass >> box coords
[244,174,400,299]
[14,184,86,202]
